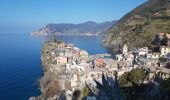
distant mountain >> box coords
[103,0,170,50]
[31,21,117,35]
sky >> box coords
[0,0,147,34]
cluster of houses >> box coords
[46,33,170,100]
[47,41,120,100]
[115,33,170,80]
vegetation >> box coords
[82,87,89,97]
[119,72,129,86]
[104,0,170,50]
[118,68,170,100]
[129,68,146,84]
[119,68,151,100]
[119,68,147,87]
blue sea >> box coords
[0,34,113,100]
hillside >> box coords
[31,21,116,35]
[103,0,170,50]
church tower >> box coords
[122,44,128,54]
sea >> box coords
[0,34,114,100]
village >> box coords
[40,32,170,100]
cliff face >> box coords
[33,41,87,100]
[39,41,69,99]
[104,0,170,50]
[32,21,117,35]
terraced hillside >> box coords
[104,0,170,50]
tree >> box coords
[129,68,146,84]
[119,68,147,86]
[119,72,129,87]
[119,68,152,100]
[82,86,89,97]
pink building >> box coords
[95,58,105,68]
[55,56,67,65]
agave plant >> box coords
[86,72,121,100]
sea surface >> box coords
[0,34,113,100]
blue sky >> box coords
[0,0,147,34]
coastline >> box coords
[30,32,102,36]
[30,39,120,100]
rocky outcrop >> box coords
[30,40,87,100]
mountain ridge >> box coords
[31,21,117,35]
